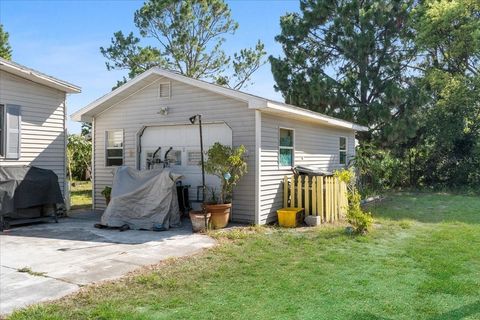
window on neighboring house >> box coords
[106,130,124,166]
[0,104,21,159]
[0,105,4,157]
[339,137,347,165]
[159,82,171,98]
[279,128,294,167]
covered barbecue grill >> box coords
[0,166,63,230]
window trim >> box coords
[339,136,348,165]
[105,129,124,167]
[159,81,171,99]
[278,127,295,169]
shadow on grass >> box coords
[366,192,480,225]
[353,301,480,320]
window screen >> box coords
[106,130,123,166]
[279,128,294,167]
[339,137,347,165]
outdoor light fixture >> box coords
[189,114,206,208]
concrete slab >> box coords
[0,211,216,315]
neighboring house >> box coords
[0,58,81,197]
[72,67,366,225]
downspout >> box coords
[91,117,95,211]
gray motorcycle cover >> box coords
[100,167,182,230]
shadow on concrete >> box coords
[0,210,194,245]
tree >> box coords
[81,122,92,137]
[101,0,266,90]
[0,24,12,60]
[411,0,480,187]
[270,0,420,145]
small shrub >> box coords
[335,169,374,234]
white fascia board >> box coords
[71,69,158,122]
[265,101,369,132]
[0,58,81,93]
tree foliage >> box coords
[270,0,419,145]
[101,0,266,89]
[272,0,480,190]
[67,134,92,181]
[204,143,247,204]
[0,24,12,60]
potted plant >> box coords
[204,143,247,229]
[101,186,112,205]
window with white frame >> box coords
[106,130,124,166]
[279,128,294,167]
[339,136,347,165]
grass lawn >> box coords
[8,193,480,319]
[70,181,92,210]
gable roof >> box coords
[0,57,81,94]
[71,67,367,131]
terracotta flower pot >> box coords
[189,210,211,233]
[204,203,232,229]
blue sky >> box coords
[0,0,299,133]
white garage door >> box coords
[140,123,232,203]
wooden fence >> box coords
[283,175,348,223]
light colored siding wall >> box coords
[260,112,356,224]
[0,70,67,196]
[93,78,256,223]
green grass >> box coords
[70,181,92,210]
[8,193,480,320]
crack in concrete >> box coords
[1,265,81,287]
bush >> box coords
[335,169,374,234]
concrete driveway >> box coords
[0,211,215,315]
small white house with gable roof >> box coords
[72,67,366,224]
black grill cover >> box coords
[0,166,64,215]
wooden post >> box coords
[290,176,295,208]
[305,176,310,215]
[283,176,288,208]
[312,177,317,216]
[319,176,324,221]
[297,176,303,209]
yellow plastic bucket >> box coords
[277,207,303,228]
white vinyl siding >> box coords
[93,77,256,223]
[259,112,356,224]
[0,70,67,196]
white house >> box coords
[0,58,81,197]
[72,67,366,225]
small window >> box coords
[106,130,124,166]
[187,151,202,166]
[159,82,171,98]
[339,137,347,165]
[0,105,4,157]
[279,128,294,167]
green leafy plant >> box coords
[335,169,373,234]
[101,186,112,199]
[204,143,247,204]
